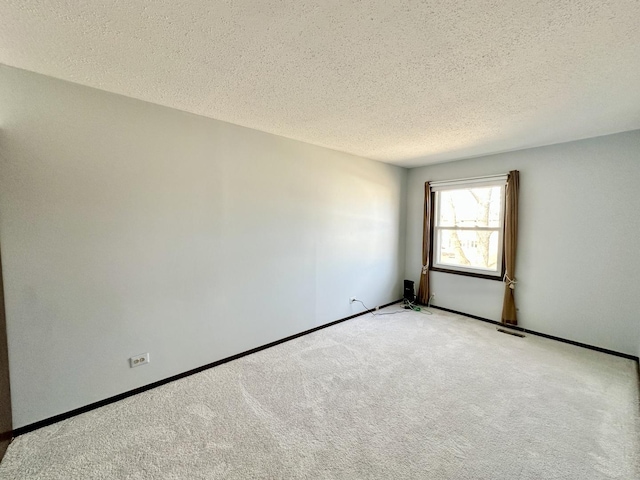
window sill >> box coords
[430,267,504,281]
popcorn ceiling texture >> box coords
[1,1,640,166]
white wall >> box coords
[406,131,640,357]
[0,65,407,428]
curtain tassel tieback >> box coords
[503,274,517,290]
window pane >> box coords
[437,186,502,228]
[437,229,500,271]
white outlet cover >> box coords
[129,352,150,368]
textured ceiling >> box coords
[1,1,640,167]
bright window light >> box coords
[433,184,505,277]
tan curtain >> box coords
[501,171,520,324]
[417,182,432,304]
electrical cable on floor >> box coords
[353,298,432,316]
[402,298,433,315]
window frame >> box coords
[429,182,506,281]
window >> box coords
[431,177,506,278]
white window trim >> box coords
[431,176,507,278]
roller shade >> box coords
[430,174,508,191]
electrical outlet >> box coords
[349,297,356,303]
[129,352,150,368]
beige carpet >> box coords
[1,308,638,479]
